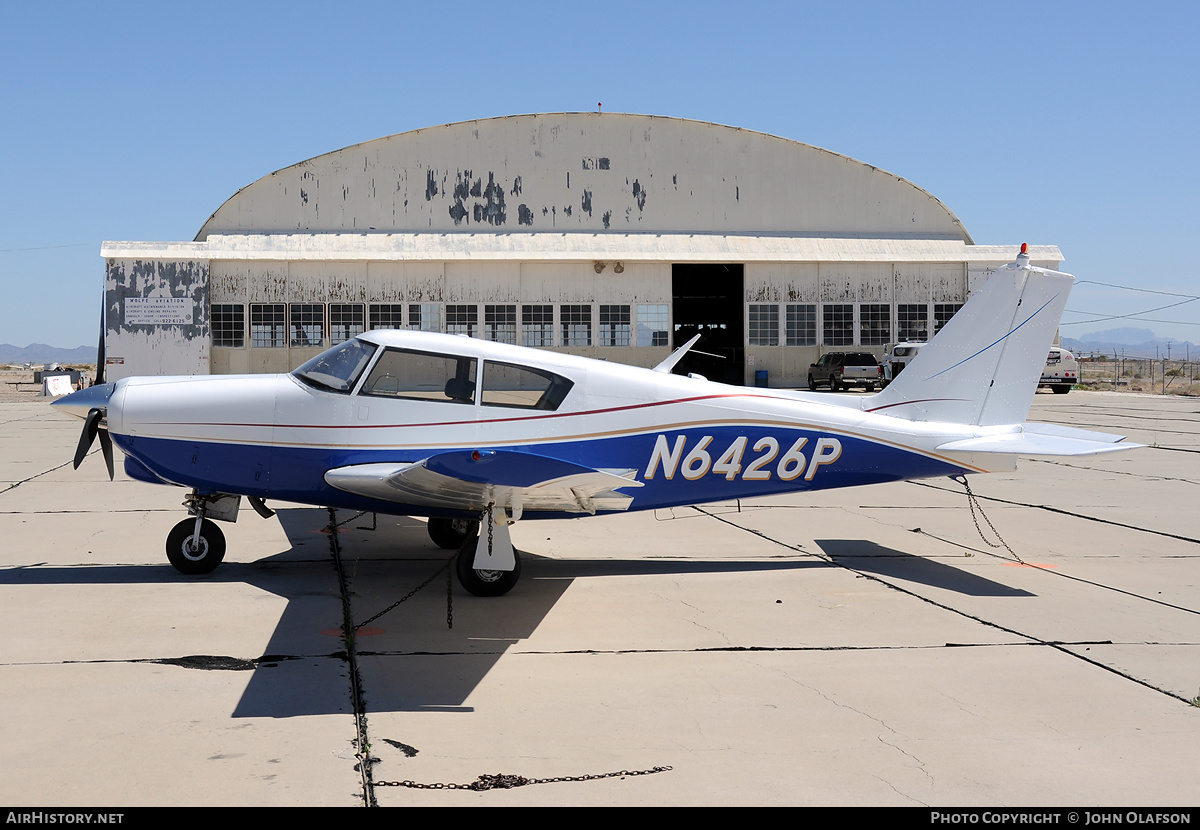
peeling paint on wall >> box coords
[518,204,534,226]
[196,114,975,241]
[105,259,210,379]
[632,179,647,211]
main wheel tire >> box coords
[166,517,226,575]
[455,532,521,597]
[428,517,480,550]
[1052,385,1071,395]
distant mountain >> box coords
[1077,328,1158,345]
[0,343,96,365]
[1064,330,1197,360]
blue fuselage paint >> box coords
[114,423,965,520]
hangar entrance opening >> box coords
[672,263,744,384]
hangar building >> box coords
[100,113,1061,387]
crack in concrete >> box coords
[0,457,77,495]
[324,507,376,806]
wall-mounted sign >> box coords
[125,297,193,326]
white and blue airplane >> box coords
[54,247,1141,596]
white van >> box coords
[882,342,926,386]
[1040,347,1078,394]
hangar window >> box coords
[561,305,592,346]
[484,305,517,345]
[637,305,669,347]
[409,303,442,333]
[369,303,405,330]
[934,304,963,334]
[211,304,245,348]
[481,361,574,410]
[250,303,287,348]
[330,304,365,345]
[599,305,631,346]
[522,305,554,347]
[785,305,816,346]
[860,304,891,346]
[822,304,854,346]
[748,305,779,346]
[360,348,477,404]
[289,303,325,348]
[446,305,477,338]
[897,304,929,342]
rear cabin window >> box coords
[360,349,478,404]
[481,361,574,411]
[844,353,878,366]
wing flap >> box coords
[325,450,643,514]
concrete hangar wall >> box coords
[100,113,1062,386]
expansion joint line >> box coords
[911,479,1200,546]
[691,506,1196,707]
[326,507,378,807]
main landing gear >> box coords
[453,507,521,597]
[427,517,480,550]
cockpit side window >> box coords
[481,361,574,411]
[360,348,478,404]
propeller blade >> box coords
[73,408,102,470]
[94,304,106,386]
[99,428,114,481]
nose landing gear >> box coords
[166,491,232,575]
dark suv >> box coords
[808,352,883,392]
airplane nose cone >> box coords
[51,383,116,420]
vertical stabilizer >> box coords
[868,250,1074,426]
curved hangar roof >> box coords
[197,113,972,244]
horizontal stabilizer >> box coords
[936,424,1144,456]
[326,450,643,515]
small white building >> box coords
[101,113,1060,386]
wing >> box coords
[324,450,644,515]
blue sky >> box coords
[2,1,1198,348]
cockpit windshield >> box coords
[292,338,378,393]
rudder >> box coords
[868,251,1074,426]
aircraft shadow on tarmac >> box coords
[815,539,1035,598]
[0,506,821,719]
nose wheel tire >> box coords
[455,531,521,597]
[428,517,480,550]
[166,518,226,575]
